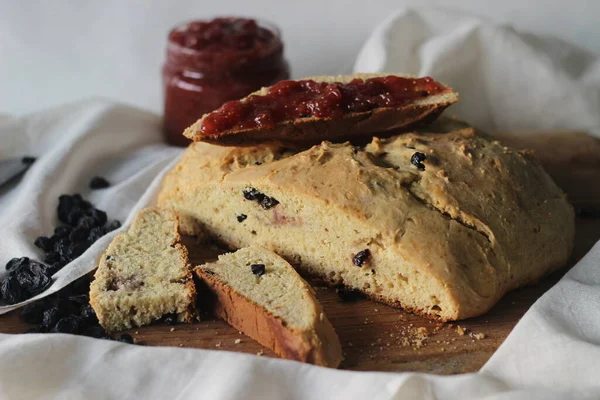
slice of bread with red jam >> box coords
[183,73,458,145]
[195,245,342,368]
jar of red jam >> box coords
[162,17,290,146]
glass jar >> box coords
[162,17,290,146]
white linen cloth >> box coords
[0,7,599,399]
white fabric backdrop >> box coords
[0,6,599,400]
[1,0,599,116]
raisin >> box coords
[42,307,62,329]
[5,257,29,272]
[50,316,82,334]
[43,251,60,265]
[67,242,88,259]
[15,264,52,297]
[80,304,97,322]
[54,225,72,238]
[410,152,426,171]
[103,220,121,234]
[67,294,89,307]
[53,237,70,256]
[77,216,98,231]
[69,227,89,243]
[352,249,371,267]
[81,325,107,339]
[115,333,134,344]
[243,188,264,201]
[259,196,279,210]
[89,208,107,227]
[20,301,48,324]
[21,156,36,166]
[88,226,104,243]
[34,236,54,252]
[236,214,247,222]
[250,264,266,276]
[89,176,110,190]
[242,188,279,209]
[64,276,91,296]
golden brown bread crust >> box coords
[493,131,600,212]
[195,268,342,367]
[183,73,458,146]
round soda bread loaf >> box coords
[183,73,458,146]
[158,124,575,321]
[196,245,342,367]
[89,208,196,331]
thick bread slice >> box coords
[89,208,196,331]
[159,125,574,321]
[183,73,458,146]
[195,246,342,367]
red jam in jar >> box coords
[200,76,449,136]
[162,17,290,146]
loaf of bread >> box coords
[89,208,196,331]
[196,245,342,367]
[184,73,458,146]
[158,123,574,321]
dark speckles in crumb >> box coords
[352,249,371,267]
[411,152,427,171]
[236,214,247,223]
[251,230,257,235]
[259,196,279,210]
[250,264,265,276]
[242,187,279,210]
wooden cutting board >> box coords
[1,132,599,374]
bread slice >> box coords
[159,123,574,321]
[183,73,458,146]
[89,208,196,331]
[195,246,342,367]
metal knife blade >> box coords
[0,157,36,188]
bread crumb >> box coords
[239,331,242,335]
[456,325,466,336]
[135,331,139,334]
[257,350,264,356]
[348,342,353,347]
[215,331,219,335]
[234,338,242,344]
[170,327,175,332]
[179,344,183,347]
[215,342,222,347]
[374,308,379,312]
[472,332,486,340]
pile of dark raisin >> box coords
[20,274,132,343]
[1,193,120,305]
[33,193,121,277]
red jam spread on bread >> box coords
[162,18,289,146]
[200,76,449,136]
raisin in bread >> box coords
[89,208,196,331]
[158,124,574,321]
[195,245,342,367]
[184,73,458,146]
